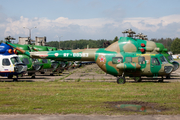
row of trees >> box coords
[47,36,180,54]
[170,38,180,54]
[150,38,180,54]
[47,39,114,49]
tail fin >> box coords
[5,41,31,57]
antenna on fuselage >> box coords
[135,33,148,40]
[122,29,136,38]
[5,36,16,43]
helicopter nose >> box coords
[60,61,66,68]
[172,61,179,71]
[33,64,42,71]
[51,62,59,69]
[14,63,27,73]
[164,65,173,74]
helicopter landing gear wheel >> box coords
[117,76,126,84]
[134,77,142,82]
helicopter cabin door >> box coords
[138,56,146,68]
[1,58,13,72]
[150,56,161,76]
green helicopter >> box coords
[12,44,43,78]
[7,29,174,84]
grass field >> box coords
[0,81,180,115]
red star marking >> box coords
[99,56,105,62]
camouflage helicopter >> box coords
[6,29,174,84]
[135,32,179,79]
[135,32,179,70]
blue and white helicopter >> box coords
[0,36,27,81]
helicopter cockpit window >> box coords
[42,59,48,63]
[138,56,145,64]
[168,55,173,61]
[125,57,132,63]
[151,58,160,66]
[22,58,29,65]
[32,58,38,62]
[2,59,10,66]
[112,57,123,64]
[160,56,168,64]
[10,57,21,64]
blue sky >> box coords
[0,0,180,42]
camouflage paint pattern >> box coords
[7,37,174,77]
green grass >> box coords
[0,82,180,115]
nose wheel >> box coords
[117,76,126,84]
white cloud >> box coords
[122,14,180,32]
[1,14,180,41]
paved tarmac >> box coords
[0,114,180,120]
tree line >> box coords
[150,37,180,54]
[47,39,113,49]
[47,36,180,54]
